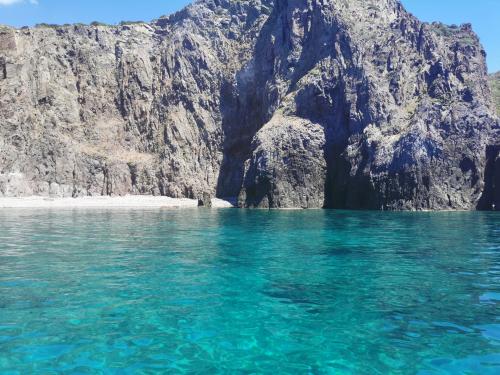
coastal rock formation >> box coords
[0,0,498,209]
[482,74,500,210]
[490,72,500,116]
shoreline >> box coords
[0,197,491,212]
[0,196,235,209]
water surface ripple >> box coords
[0,209,499,373]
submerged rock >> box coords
[0,1,498,210]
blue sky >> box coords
[0,0,498,72]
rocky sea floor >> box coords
[0,209,499,373]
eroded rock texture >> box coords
[490,72,500,116]
[0,0,498,209]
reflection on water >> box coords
[0,209,499,373]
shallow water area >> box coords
[0,209,499,373]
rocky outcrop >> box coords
[0,0,498,210]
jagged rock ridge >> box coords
[0,0,498,210]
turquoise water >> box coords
[0,209,499,374]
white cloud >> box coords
[0,0,38,5]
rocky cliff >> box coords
[490,72,500,116]
[0,0,498,210]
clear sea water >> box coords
[0,209,499,374]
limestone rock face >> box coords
[0,0,498,210]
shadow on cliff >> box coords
[289,19,377,209]
[477,145,500,210]
[215,2,288,203]
[216,0,375,208]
